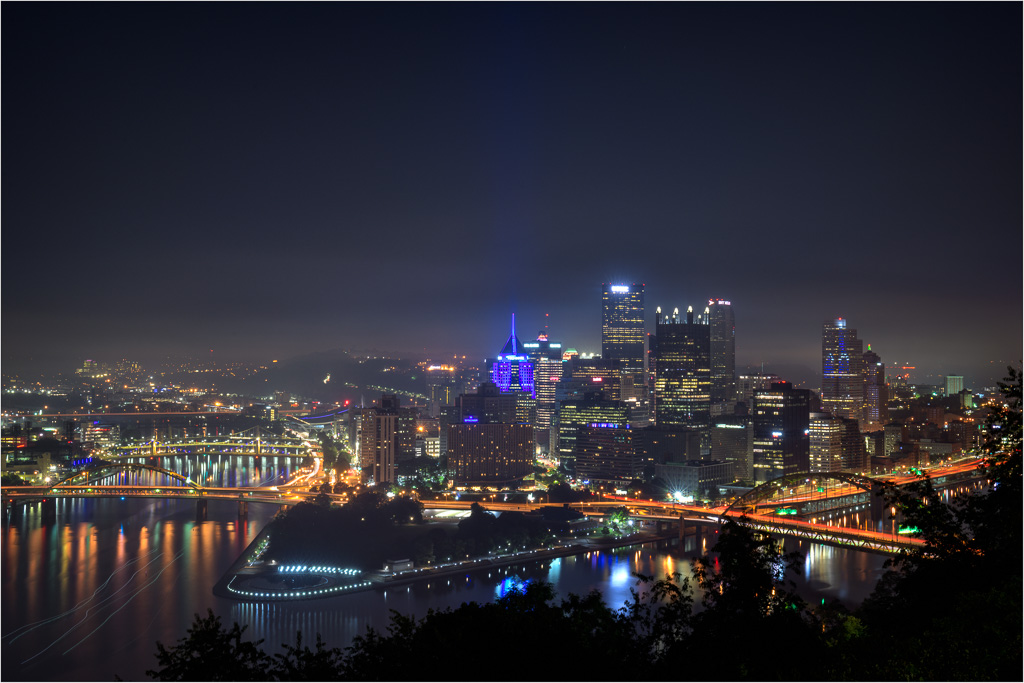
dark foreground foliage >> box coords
[149,368,1022,681]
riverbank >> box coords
[214,521,679,602]
[371,528,679,589]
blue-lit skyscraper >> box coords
[821,318,865,424]
[490,314,535,398]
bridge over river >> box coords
[2,457,989,554]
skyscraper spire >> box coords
[492,312,535,398]
[500,314,522,357]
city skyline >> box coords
[3,3,1020,388]
[3,5,1020,682]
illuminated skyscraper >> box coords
[711,416,753,481]
[809,412,844,473]
[447,423,534,486]
[425,364,457,417]
[751,381,810,483]
[821,318,864,423]
[357,394,413,485]
[448,382,534,486]
[523,331,564,451]
[576,423,639,484]
[601,283,646,382]
[707,299,736,407]
[489,314,535,397]
[736,373,779,409]
[555,392,629,472]
[653,305,711,452]
[862,347,887,432]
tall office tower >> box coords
[457,381,519,425]
[383,394,418,461]
[425,364,457,418]
[524,332,564,452]
[708,299,736,409]
[601,283,646,384]
[711,416,753,482]
[438,404,459,460]
[447,382,535,486]
[565,356,625,400]
[488,315,535,425]
[489,315,535,397]
[555,392,629,473]
[821,318,865,424]
[751,381,810,483]
[862,347,887,432]
[883,422,905,459]
[839,417,866,473]
[575,422,639,485]
[736,373,779,410]
[809,412,844,473]
[653,306,711,451]
[447,423,534,486]
[357,394,415,484]
[370,414,397,485]
[944,375,964,396]
[647,331,658,423]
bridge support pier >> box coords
[238,501,248,518]
[871,484,888,524]
[196,499,208,521]
[679,516,711,554]
[41,497,57,522]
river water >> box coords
[2,459,890,681]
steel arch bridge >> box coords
[722,471,884,517]
[51,462,201,492]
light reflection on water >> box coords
[124,454,303,488]
[3,489,889,682]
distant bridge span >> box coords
[53,462,200,491]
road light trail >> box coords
[4,548,165,643]
[59,551,186,656]
[20,550,185,663]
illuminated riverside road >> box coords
[4,457,985,554]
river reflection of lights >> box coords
[611,562,630,588]
[494,576,530,598]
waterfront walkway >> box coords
[215,528,676,602]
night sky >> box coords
[3,3,1020,387]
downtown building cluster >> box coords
[349,284,983,502]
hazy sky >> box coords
[3,3,1020,387]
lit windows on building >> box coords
[601,283,646,382]
[575,423,639,484]
[751,382,810,483]
[447,423,533,486]
[489,315,535,398]
[707,299,736,407]
[821,318,865,424]
[652,306,711,452]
